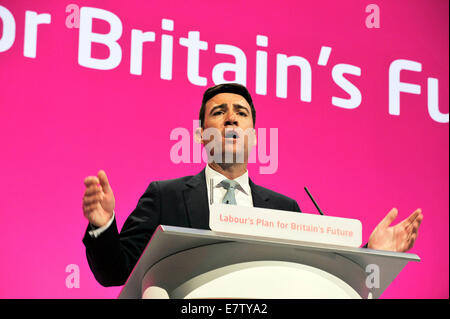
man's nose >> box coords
[224,111,238,126]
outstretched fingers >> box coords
[404,209,423,250]
[403,209,423,232]
[378,208,399,229]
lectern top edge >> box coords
[159,225,420,262]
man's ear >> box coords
[194,127,203,144]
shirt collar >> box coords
[205,164,250,195]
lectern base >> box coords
[143,260,363,299]
[141,241,369,299]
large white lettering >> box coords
[0,5,16,52]
[0,5,445,124]
[276,54,312,102]
[130,29,155,75]
[78,7,123,70]
[332,64,362,109]
[179,31,208,86]
[212,44,247,86]
[23,11,51,58]
[389,59,422,116]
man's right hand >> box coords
[83,170,116,227]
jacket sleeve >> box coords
[292,200,302,213]
[82,181,162,286]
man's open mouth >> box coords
[224,130,240,139]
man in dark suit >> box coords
[82,83,423,287]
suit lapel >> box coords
[249,178,270,208]
[182,171,271,230]
[183,169,210,230]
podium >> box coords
[118,225,420,299]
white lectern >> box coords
[118,225,420,299]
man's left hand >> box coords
[367,208,423,252]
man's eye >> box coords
[238,112,247,116]
[213,111,224,116]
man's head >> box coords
[196,83,257,164]
[199,83,256,129]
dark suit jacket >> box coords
[82,169,301,287]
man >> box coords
[82,83,423,287]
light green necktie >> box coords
[220,179,239,205]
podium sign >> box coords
[209,204,362,247]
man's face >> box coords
[201,92,255,164]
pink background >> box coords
[0,0,448,298]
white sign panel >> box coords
[209,204,362,247]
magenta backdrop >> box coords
[0,0,448,298]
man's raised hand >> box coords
[367,208,423,252]
[82,170,115,227]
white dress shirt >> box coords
[205,164,253,207]
[89,165,253,238]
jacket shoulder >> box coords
[146,171,203,193]
[254,184,297,204]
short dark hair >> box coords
[199,83,256,128]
